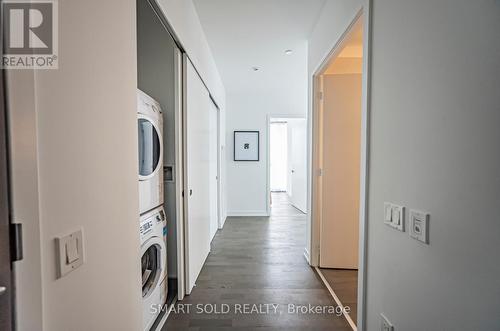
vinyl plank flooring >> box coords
[164,193,351,330]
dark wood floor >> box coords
[164,193,351,330]
[319,268,358,323]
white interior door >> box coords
[209,100,219,241]
[184,58,211,294]
[319,74,361,269]
[289,119,307,212]
[270,122,288,192]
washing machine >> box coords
[137,89,164,215]
[140,206,168,331]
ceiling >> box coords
[193,0,327,93]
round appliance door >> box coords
[141,237,166,299]
[138,115,162,180]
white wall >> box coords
[10,0,143,330]
[366,0,500,329]
[309,0,500,329]
[156,0,227,222]
[226,44,308,216]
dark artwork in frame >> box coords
[234,131,259,161]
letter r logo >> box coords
[3,1,53,54]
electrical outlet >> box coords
[381,314,394,331]
[409,209,429,244]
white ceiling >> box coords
[193,0,327,93]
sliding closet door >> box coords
[184,57,211,294]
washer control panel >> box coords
[140,219,154,236]
[140,208,166,240]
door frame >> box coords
[0,17,14,329]
[207,96,220,241]
[214,99,223,231]
[173,47,185,301]
[309,3,371,330]
[266,114,306,216]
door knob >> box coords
[189,189,193,196]
[0,286,6,295]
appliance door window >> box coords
[138,118,161,178]
[141,244,160,298]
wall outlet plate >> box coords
[409,209,429,244]
[381,313,394,331]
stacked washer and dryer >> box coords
[137,89,168,331]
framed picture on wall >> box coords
[234,131,259,161]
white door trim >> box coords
[266,114,306,216]
[309,2,372,330]
[173,47,185,301]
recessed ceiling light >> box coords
[285,49,293,55]
[251,67,259,71]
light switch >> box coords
[384,202,405,232]
[56,229,84,278]
[384,203,392,224]
[381,314,394,331]
[65,237,79,264]
[409,210,429,244]
[391,205,405,232]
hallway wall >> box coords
[310,0,500,330]
[366,0,500,329]
[9,0,143,330]
[225,66,307,216]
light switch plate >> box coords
[409,210,429,244]
[381,313,394,331]
[56,229,84,278]
[384,202,405,232]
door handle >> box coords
[189,189,193,196]
[0,286,6,296]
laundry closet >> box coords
[136,0,223,330]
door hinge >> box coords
[317,168,323,176]
[10,223,23,262]
[318,91,323,101]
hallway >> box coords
[164,193,351,330]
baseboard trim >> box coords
[227,211,270,217]
[315,267,357,331]
[218,214,227,229]
[153,295,177,331]
[303,248,311,264]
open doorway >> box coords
[268,117,307,215]
[311,12,366,331]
